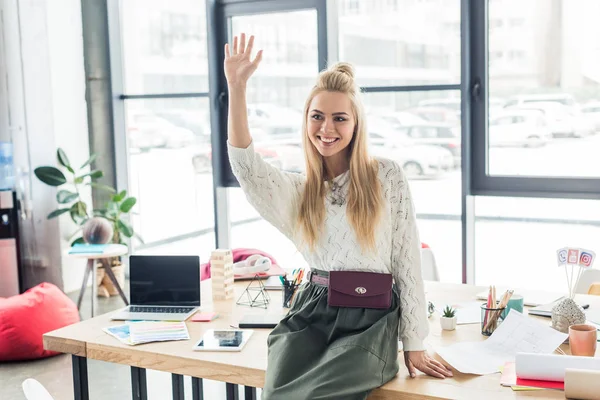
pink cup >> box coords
[569,324,597,357]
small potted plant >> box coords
[440,305,457,331]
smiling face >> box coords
[307,91,356,164]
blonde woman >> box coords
[224,33,452,400]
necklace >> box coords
[328,173,350,206]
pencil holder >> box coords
[480,303,505,336]
[283,284,299,308]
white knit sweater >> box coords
[228,141,429,351]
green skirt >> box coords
[263,269,400,400]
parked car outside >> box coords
[387,122,461,168]
[508,102,595,138]
[488,109,552,147]
[128,112,195,150]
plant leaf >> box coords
[120,197,136,213]
[117,220,134,238]
[56,148,72,171]
[71,237,85,246]
[56,190,79,204]
[47,208,70,219]
[34,167,67,186]
[93,209,108,217]
[80,153,97,170]
[88,182,116,193]
[69,201,88,225]
[112,190,127,202]
[74,177,84,184]
[77,170,103,180]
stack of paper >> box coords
[103,322,190,345]
[435,310,568,375]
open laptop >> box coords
[111,255,200,321]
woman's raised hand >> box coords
[224,33,263,88]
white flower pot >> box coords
[440,316,457,331]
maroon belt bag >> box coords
[327,270,393,309]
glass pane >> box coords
[364,90,462,283]
[337,0,461,86]
[230,11,318,268]
[125,98,213,245]
[488,0,600,177]
[475,196,600,293]
[121,0,209,94]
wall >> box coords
[0,0,92,293]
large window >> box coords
[475,196,600,292]
[108,0,600,292]
[119,0,213,251]
[488,0,600,178]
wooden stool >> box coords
[67,244,129,317]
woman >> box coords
[225,33,453,400]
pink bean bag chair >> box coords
[0,282,80,361]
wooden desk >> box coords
[44,281,600,400]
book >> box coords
[69,243,109,254]
[103,321,190,345]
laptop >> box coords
[111,255,200,321]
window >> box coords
[475,196,600,292]
[483,0,600,186]
[337,0,460,86]
[121,0,209,94]
[125,98,212,244]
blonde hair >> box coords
[296,62,382,252]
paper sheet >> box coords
[515,353,600,382]
[435,310,568,375]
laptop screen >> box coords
[129,255,200,306]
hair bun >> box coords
[329,62,355,80]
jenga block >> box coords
[211,276,234,286]
[211,249,232,260]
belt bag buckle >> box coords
[327,271,392,309]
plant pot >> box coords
[440,316,457,331]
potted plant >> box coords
[34,148,142,296]
[440,305,457,331]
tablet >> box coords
[193,329,253,352]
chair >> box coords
[22,378,55,400]
[588,283,600,296]
[574,269,600,294]
[421,243,440,281]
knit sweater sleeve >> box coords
[389,162,429,351]
[227,141,304,237]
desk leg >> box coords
[192,377,203,400]
[76,261,92,310]
[226,383,239,400]
[90,259,97,317]
[172,374,184,400]
[102,260,129,305]
[131,367,147,400]
[72,355,89,400]
[244,386,257,400]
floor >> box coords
[0,281,260,400]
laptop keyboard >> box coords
[129,306,195,313]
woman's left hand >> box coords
[404,351,453,379]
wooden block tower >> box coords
[210,249,234,300]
